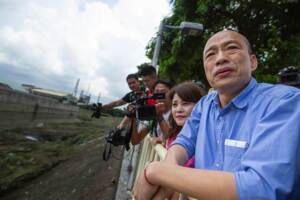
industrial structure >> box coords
[22,84,76,104]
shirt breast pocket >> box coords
[223,145,247,171]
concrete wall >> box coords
[0,88,79,131]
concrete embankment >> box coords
[0,88,78,131]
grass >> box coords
[0,108,122,194]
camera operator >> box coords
[129,80,174,145]
[138,64,159,105]
[102,73,145,129]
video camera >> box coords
[102,127,132,161]
[278,66,300,88]
[91,103,102,118]
[105,127,131,150]
[128,92,165,121]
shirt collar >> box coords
[231,78,257,109]
[212,77,257,109]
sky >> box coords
[0,0,171,103]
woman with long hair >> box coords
[166,82,206,167]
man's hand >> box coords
[152,187,177,200]
[155,102,166,117]
[149,136,164,146]
[132,165,158,200]
[133,161,178,200]
[132,146,188,199]
[127,104,135,112]
[116,124,123,130]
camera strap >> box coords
[102,142,112,161]
[102,120,133,161]
[149,120,158,137]
[124,119,134,151]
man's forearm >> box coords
[145,144,237,200]
[163,144,189,165]
[130,118,149,145]
[147,161,237,200]
[102,99,125,109]
[117,116,130,129]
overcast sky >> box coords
[0,0,171,103]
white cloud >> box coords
[0,0,170,103]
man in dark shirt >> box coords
[102,73,143,109]
[102,73,144,129]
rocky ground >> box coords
[0,109,124,200]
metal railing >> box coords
[131,135,196,200]
[134,135,167,181]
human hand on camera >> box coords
[155,102,166,116]
[127,104,135,113]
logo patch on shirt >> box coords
[225,139,248,149]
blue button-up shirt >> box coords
[173,78,300,200]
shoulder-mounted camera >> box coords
[130,92,165,121]
[278,66,300,88]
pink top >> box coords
[166,135,194,168]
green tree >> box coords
[146,0,300,86]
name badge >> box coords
[225,139,248,149]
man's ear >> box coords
[250,54,258,72]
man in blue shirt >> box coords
[132,30,300,200]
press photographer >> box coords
[100,68,159,160]
[101,90,164,161]
[128,80,174,145]
[93,73,144,130]
[102,91,166,160]
[138,64,159,106]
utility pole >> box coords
[97,92,101,103]
[73,78,80,98]
[151,21,203,71]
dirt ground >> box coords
[0,110,126,200]
[0,136,124,200]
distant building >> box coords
[22,84,76,104]
[77,90,91,105]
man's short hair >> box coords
[211,29,254,54]
[138,64,157,77]
[126,73,139,81]
[153,79,175,90]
